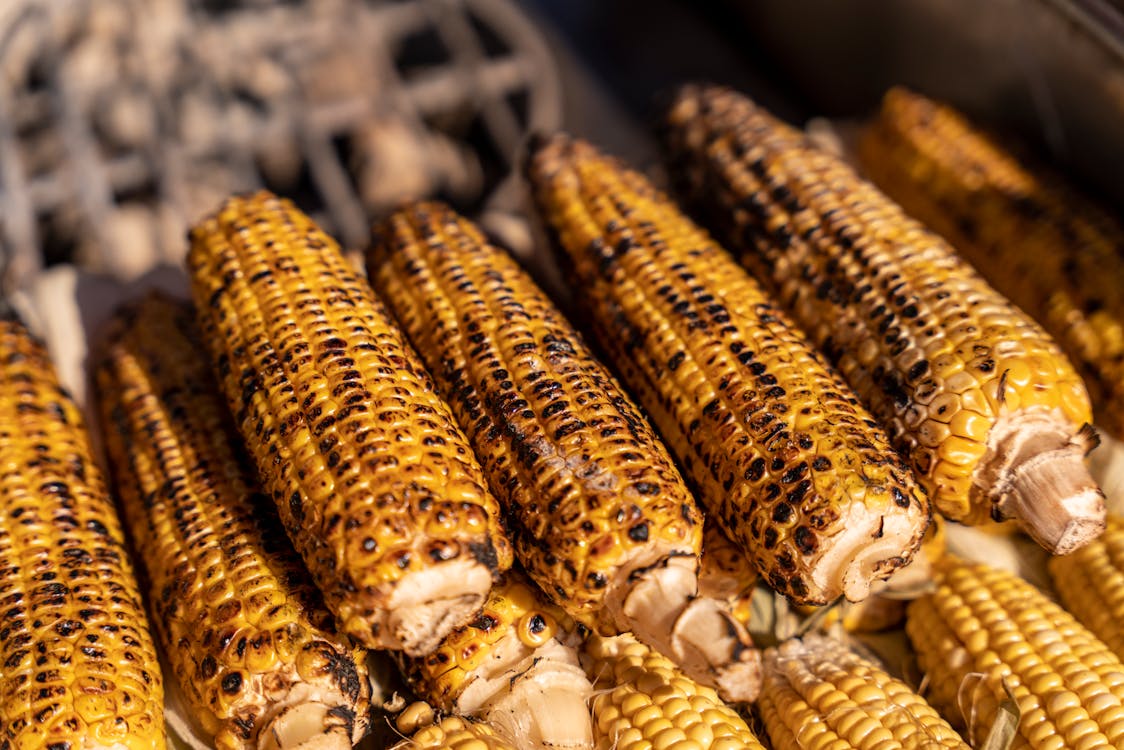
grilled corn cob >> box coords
[390,705,518,750]
[662,84,1103,553]
[527,133,929,606]
[1049,516,1124,659]
[187,191,512,655]
[908,556,1124,748]
[859,87,1124,439]
[398,571,592,750]
[698,522,758,631]
[585,633,767,750]
[0,315,165,749]
[92,292,372,750]
[368,201,759,700]
[759,634,968,749]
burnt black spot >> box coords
[908,360,930,381]
[221,672,243,694]
[628,523,649,543]
[772,503,793,524]
[763,527,779,549]
[892,487,910,508]
[744,458,766,482]
[289,492,304,522]
[527,614,548,634]
[199,655,217,679]
[794,526,817,554]
[471,614,498,631]
[667,352,686,371]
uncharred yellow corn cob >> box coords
[759,633,968,750]
[187,191,513,655]
[584,633,766,750]
[92,292,372,750]
[1049,516,1124,659]
[859,87,1124,440]
[527,133,929,606]
[368,201,758,700]
[397,572,593,750]
[389,707,518,750]
[0,315,165,749]
[908,556,1124,748]
[662,84,1103,553]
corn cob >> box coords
[661,84,1103,553]
[1049,516,1124,659]
[584,633,766,750]
[908,556,1124,748]
[758,633,969,749]
[698,522,758,631]
[389,704,518,750]
[0,315,165,749]
[527,133,929,606]
[368,201,759,700]
[92,292,372,750]
[187,191,512,655]
[859,87,1124,439]
[397,571,593,750]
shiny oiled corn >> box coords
[368,201,758,700]
[584,634,767,750]
[662,84,1103,554]
[93,292,371,750]
[397,572,593,750]
[1049,516,1124,659]
[0,316,165,749]
[187,191,513,655]
[389,712,518,750]
[859,87,1124,439]
[908,556,1124,748]
[527,133,929,606]
[759,634,968,750]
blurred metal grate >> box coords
[0,0,561,288]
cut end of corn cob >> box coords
[759,633,969,750]
[398,574,594,750]
[187,190,512,654]
[526,132,930,607]
[660,84,1104,554]
[368,199,758,698]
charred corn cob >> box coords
[859,87,1124,439]
[92,292,372,750]
[397,571,593,750]
[1049,516,1124,659]
[389,705,518,750]
[0,315,165,749]
[187,191,512,655]
[759,633,968,749]
[585,634,765,750]
[527,133,929,606]
[368,201,759,700]
[908,556,1124,748]
[662,84,1103,553]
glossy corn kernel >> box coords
[908,556,1124,748]
[661,84,1103,554]
[93,292,371,750]
[759,633,968,750]
[584,634,767,750]
[860,87,1124,440]
[0,316,165,749]
[397,572,593,750]
[368,201,758,700]
[527,133,929,606]
[1050,516,1124,659]
[187,191,512,655]
[390,713,518,750]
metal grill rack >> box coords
[0,0,561,288]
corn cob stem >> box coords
[93,293,372,750]
[368,201,759,700]
[527,133,930,607]
[661,85,1103,553]
[187,191,512,655]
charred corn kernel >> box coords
[187,191,512,655]
[390,714,518,750]
[93,292,371,750]
[527,133,929,606]
[585,634,767,750]
[759,634,968,749]
[662,84,1103,554]
[908,556,1124,748]
[0,315,165,749]
[398,570,592,748]
[698,522,757,630]
[1050,516,1124,659]
[368,201,757,700]
[860,87,1124,439]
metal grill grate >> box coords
[0,0,561,288]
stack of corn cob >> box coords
[8,71,1124,750]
